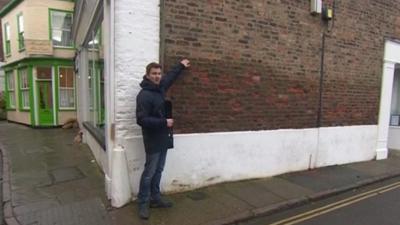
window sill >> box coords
[59,108,76,111]
[20,108,30,112]
[18,48,25,52]
[6,108,16,111]
[83,121,105,151]
[53,46,75,50]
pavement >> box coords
[1,121,400,225]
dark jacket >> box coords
[136,63,185,154]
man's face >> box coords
[146,68,162,85]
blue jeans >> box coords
[138,148,168,205]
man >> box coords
[136,59,190,219]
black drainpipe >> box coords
[316,0,336,127]
[317,32,326,128]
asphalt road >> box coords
[235,177,400,225]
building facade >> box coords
[72,0,400,207]
[0,0,76,126]
[0,0,10,93]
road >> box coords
[234,177,400,225]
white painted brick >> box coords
[113,0,160,140]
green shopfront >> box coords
[3,58,76,126]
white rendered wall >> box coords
[121,125,378,195]
[113,0,159,139]
[110,0,160,207]
[314,126,377,167]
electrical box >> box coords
[310,0,322,14]
[322,6,333,20]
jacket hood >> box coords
[140,75,161,92]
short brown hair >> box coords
[146,62,162,75]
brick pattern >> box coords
[163,0,398,133]
[114,0,160,138]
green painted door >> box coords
[37,81,54,125]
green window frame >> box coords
[17,13,25,50]
[3,23,11,56]
[18,68,30,110]
[58,67,75,109]
[5,71,16,109]
[49,9,73,48]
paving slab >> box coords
[222,180,284,208]
[16,198,111,225]
[280,165,372,192]
[252,177,314,200]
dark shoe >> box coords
[150,198,173,208]
[138,203,150,220]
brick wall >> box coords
[163,0,399,134]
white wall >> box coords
[109,0,160,207]
[113,0,160,141]
[121,125,377,195]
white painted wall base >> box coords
[110,145,132,207]
[117,125,378,199]
[376,148,389,160]
[83,130,108,172]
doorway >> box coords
[36,67,54,125]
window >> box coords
[6,71,15,108]
[4,23,11,56]
[88,28,101,49]
[50,10,73,47]
[19,68,30,109]
[17,14,24,50]
[59,67,75,108]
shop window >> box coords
[18,68,30,109]
[6,71,15,109]
[82,22,105,150]
[87,26,104,128]
[59,67,75,109]
[50,10,73,48]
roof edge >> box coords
[0,0,23,18]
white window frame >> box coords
[17,13,24,50]
[6,71,16,108]
[58,67,75,109]
[4,23,11,56]
[50,10,73,48]
[19,68,30,109]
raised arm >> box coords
[160,59,190,91]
